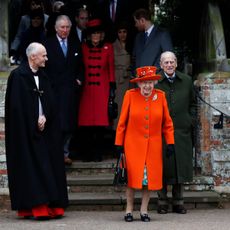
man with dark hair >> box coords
[70,7,89,43]
[132,8,173,70]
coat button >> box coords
[145,98,148,102]
[145,125,149,129]
[144,134,149,138]
[145,115,149,120]
[145,107,149,110]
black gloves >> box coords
[109,82,116,99]
[166,144,175,158]
[116,145,124,158]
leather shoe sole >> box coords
[172,205,187,214]
[64,156,73,165]
[157,205,168,214]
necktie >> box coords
[61,39,67,57]
[144,32,148,44]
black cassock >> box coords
[5,62,68,210]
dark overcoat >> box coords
[155,70,196,184]
[133,26,173,69]
[44,36,84,133]
[5,62,68,210]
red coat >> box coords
[115,88,174,190]
[78,42,115,126]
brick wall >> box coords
[196,71,230,193]
[0,78,8,195]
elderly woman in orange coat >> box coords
[115,66,175,222]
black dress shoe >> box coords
[124,213,133,222]
[34,216,50,221]
[157,205,168,214]
[172,205,187,214]
[140,213,150,222]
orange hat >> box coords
[130,66,161,83]
[86,19,103,34]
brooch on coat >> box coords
[152,93,158,101]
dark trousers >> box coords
[157,183,184,206]
[79,126,105,161]
[63,133,72,157]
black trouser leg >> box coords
[157,182,169,206]
[172,184,184,205]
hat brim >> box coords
[86,26,104,34]
[130,75,161,83]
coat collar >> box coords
[158,70,182,82]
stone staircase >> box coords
[65,159,222,211]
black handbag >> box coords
[108,97,118,120]
[113,152,128,186]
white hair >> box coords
[26,42,44,57]
[160,51,177,63]
[55,15,72,28]
[53,1,64,12]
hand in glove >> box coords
[109,82,116,99]
[166,144,175,158]
[115,145,124,158]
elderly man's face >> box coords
[33,47,48,68]
[160,54,177,77]
[56,19,71,39]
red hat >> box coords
[86,19,103,34]
[130,66,161,83]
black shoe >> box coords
[157,205,168,214]
[124,213,133,222]
[140,213,150,222]
[34,216,50,221]
[172,205,187,214]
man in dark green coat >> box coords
[155,51,196,214]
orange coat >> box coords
[115,88,174,190]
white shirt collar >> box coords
[145,24,154,36]
[164,72,176,79]
[56,35,67,44]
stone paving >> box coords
[0,208,230,230]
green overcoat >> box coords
[155,70,196,184]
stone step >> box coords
[67,172,215,192]
[67,191,222,211]
[66,160,116,176]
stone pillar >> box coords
[0,0,10,71]
[198,2,227,73]
[196,71,230,194]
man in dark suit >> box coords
[132,8,173,70]
[44,15,84,165]
[92,0,149,43]
[70,7,89,43]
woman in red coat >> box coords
[115,66,174,222]
[78,19,116,161]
